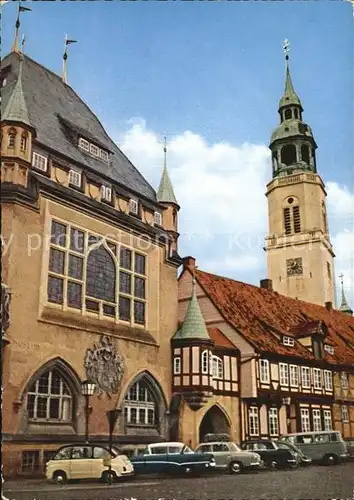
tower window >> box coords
[327,262,331,279]
[21,133,27,152]
[8,132,16,148]
[284,109,292,120]
[301,144,310,164]
[283,208,291,235]
[294,109,299,119]
[293,206,301,233]
[281,144,296,166]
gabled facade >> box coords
[1,51,182,477]
[176,257,354,445]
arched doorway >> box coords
[199,405,231,443]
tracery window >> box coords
[47,219,147,326]
[124,380,155,426]
[27,369,72,422]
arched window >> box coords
[21,133,28,152]
[281,144,296,166]
[201,350,209,374]
[173,209,177,226]
[8,129,16,148]
[284,109,292,120]
[301,144,310,164]
[322,201,328,234]
[283,197,301,235]
[124,380,155,426]
[294,109,299,120]
[27,368,73,422]
[86,245,116,302]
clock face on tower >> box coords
[286,257,303,276]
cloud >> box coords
[111,119,353,305]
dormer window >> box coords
[78,137,109,163]
[324,344,334,355]
[90,143,99,157]
[100,150,109,162]
[101,185,112,203]
[129,199,138,215]
[154,212,162,226]
[78,138,89,152]
[32,152,48,172]
[69,169,82,188]
[283,336,294,347]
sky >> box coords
[2,1,354,306]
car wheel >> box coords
[288,461,298,469]
[102,470,117,484]
[181,465,193,475]
[52,471,67,484]
[229,461,242,474]
[269,460,278,469]
[323,454,339,466]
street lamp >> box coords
[81,380,96,443]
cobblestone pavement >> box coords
[4,463,354,500]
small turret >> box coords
[1,54,36,186]
[157,137,180,253]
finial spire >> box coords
[283,38,290,61]
[12,2,31,53]
[278,38,302,110]
[338,273,353,315]
[157,135,178,205]
[21,34,25,54]
[62,34,78,84]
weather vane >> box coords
[62,34,78,84]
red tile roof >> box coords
[208,327,236,350]
[190,267,354,366]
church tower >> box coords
[264,41,335,307]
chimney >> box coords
[183,256,196,271]
[260,279,273,291]
[325,301,333,311]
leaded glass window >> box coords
[27,369,72,422]
[120,247,132,270]
[124,380,155,426]
[135,254,146,275]
[86,246,116,302]
[47,220,147,326]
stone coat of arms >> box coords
[84,335,125,396]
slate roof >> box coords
[1,52,157,202]
[157,166,178,205]
[182,266,354,366]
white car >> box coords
[46,443,134,484]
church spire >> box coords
[2,54,31,127]
[279,39,302,111]
[157,136,178,205]
[338,274,353,315]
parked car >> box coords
[46,444,134,484]
[280,431,349,465]
[240,439,298,469]
[195,440,263,474]
[344,439,354,459]
[130,442,216,476]
[273,440,312,465]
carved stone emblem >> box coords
[1,283,11,334]
[84,335,124,396]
